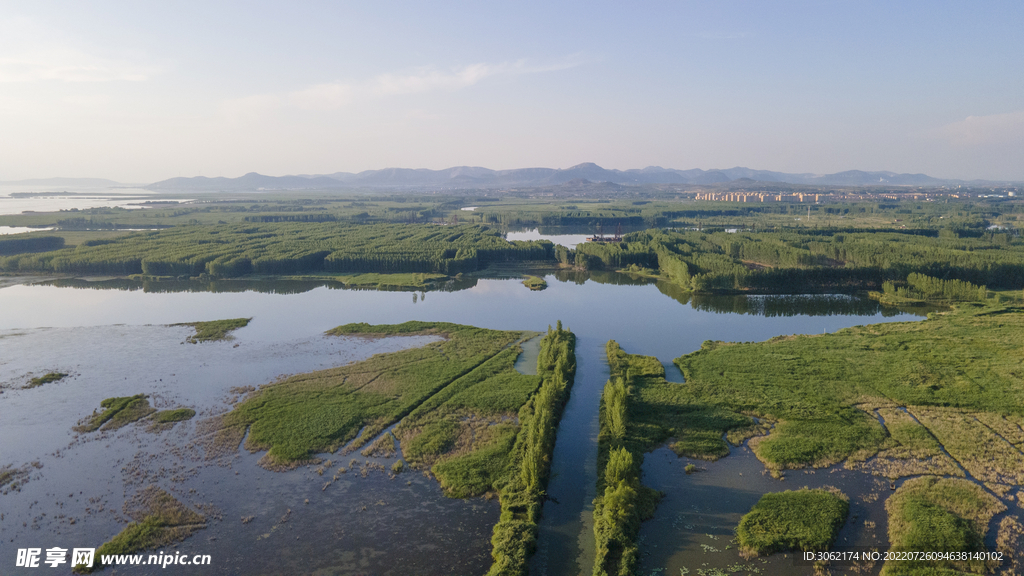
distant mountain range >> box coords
[21,165,1014,193]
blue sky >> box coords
[2,1,1022,182]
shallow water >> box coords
[0,274,931,574]
[639,445,893,576]
[0,186,156,215]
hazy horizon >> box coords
[3,1,1022,182]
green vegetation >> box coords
[852,406,962,480]
[208,320,578,574]
[0,235,64,255]
[174,317,251,343]
[675,305,1024,476]
[566,228,1024,295]
[593,342,750,576]
[883,477,1004,575]
[218,322,531,468]
[735,488,849,556]
[74,395,155,432]
[0,222,551,277]
[24,371,68,389]
[521,275,547,290]
[486,323,576,576]
[152,408,196,423]
[3,190,1020,306]
[910,407,1024,488]
[875,272,988,305]
[74,486,205,574]
[329,272,446,289]
[148,408,197,432]
[587,305,1024,573]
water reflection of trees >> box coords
[551,269,932,317]
[38,273,935,317]
[38,276,480,295]
[657,282,934,317]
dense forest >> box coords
[567,228,1024,293]
[0,223,552,276]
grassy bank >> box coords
[736,488,849,556]
[674,304,1024,477]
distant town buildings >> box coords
[692,192,822,203]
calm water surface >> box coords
[0,274,927,575]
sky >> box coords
[1,1,1023,183]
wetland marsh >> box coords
[1,270,950,575]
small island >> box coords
[522,275,547,290]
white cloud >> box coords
[0,18,154,83]
[0,52,151,83]
[225,56,584,114]
[932,110,1024,147]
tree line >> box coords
[488,323,576,576]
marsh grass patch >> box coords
[23,371,68,389]
[911,407,1024,486]
[74,486,205,574]
[0,461,43,494]
[174,317,251,343]
[735,487,850,557]
[883,477,1004,575]
[147,408,196,432]
[675,305,1024,472]
[217,322,536,470]
[74,395,155,433]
